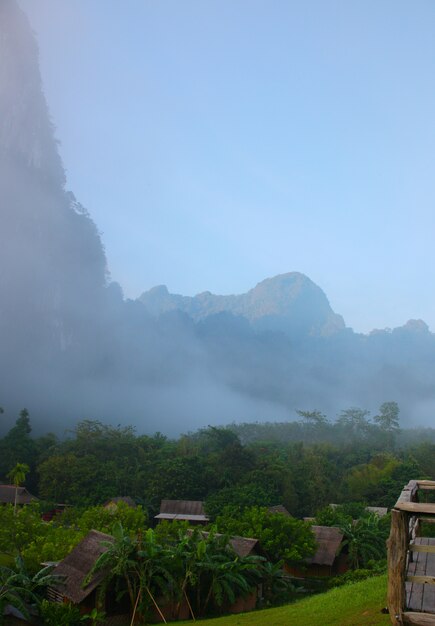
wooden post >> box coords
[387,508,409,625]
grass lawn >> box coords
[179,575,391,626]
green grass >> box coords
[179,575,391,626]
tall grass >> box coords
[179,574,390,626]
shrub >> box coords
[39,599,82,626]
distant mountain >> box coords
[139,273,345,338]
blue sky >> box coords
[20,0,435,333]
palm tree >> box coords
[88,524,173,625]
[196,533,261,617]
[7,463,29,515]
[339,514,387,569]
[162,528,199,620]
[134,527,174,624]
[260,560,294,606]
[87,522,138,617]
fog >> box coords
[1,0,435,436]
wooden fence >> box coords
[387,479,435,625]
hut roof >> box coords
[229,536,260,558]
[186,530,260,558]
[155,499,209,522]
[366,506,388,517]
[308,526,344,566]
[268,505,291,516]
[51,530,113,604]
[0,485,37,505]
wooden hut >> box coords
[0,484,37,506]
[286,525,347,578]
[47,530,116,613]
[366,506,388,517]
[268,504,291,516]
[186,529,261,558]
[155,500,209,524]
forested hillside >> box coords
[0,403,432,517]
[2,401,430,623]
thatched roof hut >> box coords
[0,484,37,505]
[308,526,344,567]
[268,504,291,516]
[155,499,209,523]
[366,506,388,517]
[285,525,347,578]
[185,529,261,558]
[228,536,260,558]
[49,530,113,605]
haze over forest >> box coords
[1,0,435,435]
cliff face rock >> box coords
[0,0,107,355]
[139,273,345,337]
[0,0,111,409]
[0,0,64,183]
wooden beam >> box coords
[395,503,435,515]
[409,545,435,554]
[402,612,435,625]
[418,481,435,487]
[396,481,420,506]
[407,576,435,585]
[387,509,409,625]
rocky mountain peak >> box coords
[139,272,345,338]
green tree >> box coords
[338,514,388,569]
[373,402,400,449]
[0,503,45,558]
[7,462,30,515]
[0,410,35,479]
[260,560,295,606]
[205,483,276,519]
[88,524,172,624]
[21,524,83,574]
[87,523,138,620]
[69,502,147,536]
[197,536,258,616]
[296,410,329,428]
[215,506,316,565]
[336,408,371,440]
[315,503,369,527]
[161,528,200,620]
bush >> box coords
[39,599,82,626]
[328,560,387,588]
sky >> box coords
[19,0,435,334]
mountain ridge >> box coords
[139,272,346,338]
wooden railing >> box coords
[387,479,435,625]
